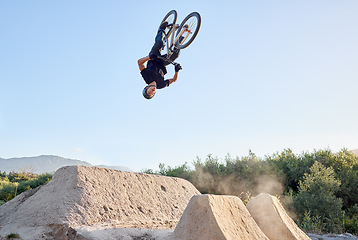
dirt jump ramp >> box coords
[171,194,269,240]
[246,193,310,240]
[0,165,200,239]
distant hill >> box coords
[0,155,132,174]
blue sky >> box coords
[1,1,357,171]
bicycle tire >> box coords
[175,12,201,49]
[158,10,177,38]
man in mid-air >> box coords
[138,22,183,99]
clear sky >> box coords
[1,1,357,172]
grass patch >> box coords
[6,233,21,239]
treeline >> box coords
[142,148,358,234]
[0,172,52,205]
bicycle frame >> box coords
[163,25,178,60]
[162,25,190,64]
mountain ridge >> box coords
[0,155,131,174]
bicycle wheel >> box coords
[158,10,177,38]
[175,12,201,49]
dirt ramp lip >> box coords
[246,193,311,240]
[172,194,269,240]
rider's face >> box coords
[147,86,156,97]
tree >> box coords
[267,149,315,193]
[294,161,343,232]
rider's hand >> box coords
[174,63,182,72]
[149,53,157,60]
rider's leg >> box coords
[160,49,180,66]
[160,36,184,66]
[149,29,164,56]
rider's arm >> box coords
[168,71,179,85]
[138,56,150,71]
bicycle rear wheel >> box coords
[175,12,201,49]
[158,10,177,38]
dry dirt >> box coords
[0,165,357,240]
[172,194,269,240]
[247,193,310,240]
[0,166,199,239]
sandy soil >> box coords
[247,193,310,240]
[171,194,269,240]
[0,165,357,240]
[0,166,199,239]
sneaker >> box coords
[159,21,168,30]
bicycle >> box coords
[157,10,201,65]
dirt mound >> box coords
[171,194,269,240]
[0,166,200,239]
[246,193,310,240]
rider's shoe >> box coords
[159,21,168,30]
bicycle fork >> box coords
[173,26,191,48]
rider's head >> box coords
[143,85,156,99]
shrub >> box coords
[0,173,52,203]
[294,161,344,232]
[344,214,358,234]
[298,211,324,233]
[0,182,19,202]
[344,204,358,234]
[6,233,21,239]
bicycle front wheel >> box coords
[158,10,177,38]
[175,12,201,49]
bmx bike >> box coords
[157,10,201,65]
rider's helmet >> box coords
[142,85,156,99]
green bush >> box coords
[158,162,193,182]
[0,173,52,203]
[298,211,324,233]
[17,173,52,194]
[0,180,10,188]
[344,214,358,234]
[6,233,21,239]
[294,161,343,232]
[0,182,19,202]
[344,204,358,234]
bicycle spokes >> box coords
[157,11,201,59]
[175,12,201,50]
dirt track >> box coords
[1,165,357,240]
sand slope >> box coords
[0,166,200,239]
[0,166,317,240]
[247,193,311,240]
[171,194,269,240]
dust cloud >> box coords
[192,169,284,203]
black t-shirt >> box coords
[140,59,169,89]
